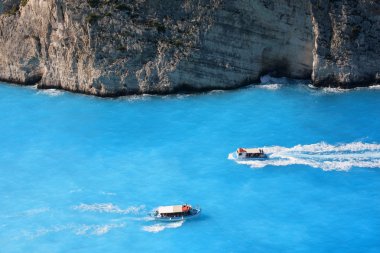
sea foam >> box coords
[73,203,145,214]
[142,220,184,233]
[257,74,311,90]
[256,83,282,90]
[37,89,63,96]
[74,223,126,236]
[369,84,380,90]
[22,223,126,239]
[321,87,349,93]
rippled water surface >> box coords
[0,80,379,253]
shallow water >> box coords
[0,79,379,252]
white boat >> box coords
[235,148,267,159]
[151,204,201,222]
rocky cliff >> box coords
[0,0,378,96]
[0,0,312,96]
[310,0,380,88]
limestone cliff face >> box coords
[310,0,380,88]
[0,0,377,96]
[0,0,312,96]
[169,1,313,91]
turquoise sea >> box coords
[0,77,379,253]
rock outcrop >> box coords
[310,0,380,88]
[0,0,313,96]
[0,0,378,96]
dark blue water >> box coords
[0,79,379,253]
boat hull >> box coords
[233,152,268,160]
[152,208,201,222]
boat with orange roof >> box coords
[151,204,201,222]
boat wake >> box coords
[72,203,185,233]
[72,203,145,214]
[228,142,380,171]
[19,203,156,239]
[74,223,126,236]
[21,223,127,239]
[142,220,185,233]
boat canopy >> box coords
[237,148,262,154]
[158,205,186,214]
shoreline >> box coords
[1,77,379,98]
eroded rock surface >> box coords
[0,0,377,96]
[0,0,313,96]
[310,0,380,88]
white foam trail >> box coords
[142,221,184,233]
[73,203,145,214]
[75,223,125,236]
[22,225,72,239]
[37,89,63,96]
[92,224,124,235]
[1,207,50,219]
[22,223,125,239]
[229,142,380,171]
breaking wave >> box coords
[321,87,349,93]
[142,221,184,233]
[73,203,145,214]
[258,75,380,93]
[369,84,380,90]
[256,83,282,90]
[256,75,310,90]
[228,142,380,171]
